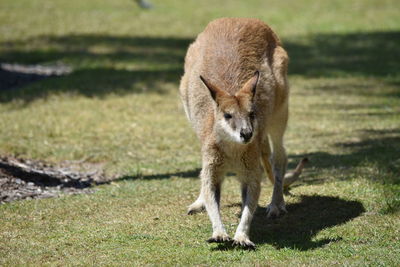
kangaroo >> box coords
[179,18,304,249]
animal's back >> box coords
[180,18,285,140]
[198,18,280,94]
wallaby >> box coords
[179,18,305,249]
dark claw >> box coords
[232,240,256,250]
[187,210,195,215]
[207,236,231,243]
[187,207,204,215]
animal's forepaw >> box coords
[207,232,231,243]
[232,234,256,250]
[266,202,287,218]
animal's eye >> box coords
[249,111,255,120]
[224,113,232,119]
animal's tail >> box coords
[283,157,309,189]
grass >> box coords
[0,0,399,265]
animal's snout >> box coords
[240,129,253,143]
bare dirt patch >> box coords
[0,156,109,204]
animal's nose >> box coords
[240,129,253,142]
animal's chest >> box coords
[220,145,249,172]
[223,156,244,172]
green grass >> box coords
[0,0,399,265]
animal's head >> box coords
[200,71,260,144]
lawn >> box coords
[0,0,399,265]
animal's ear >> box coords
[236,71,259,101]
[200,75,228,103]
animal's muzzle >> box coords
[240,129,253,143]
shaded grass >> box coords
[1,31,399,104]
[287,31,400,78]
[215,195,365,251]
[0,0,400,265]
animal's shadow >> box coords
[213,194,364,251]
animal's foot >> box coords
[232,233,256,250]
[187,199,205,215]
[207,232,231,243]
[266,202,287,218]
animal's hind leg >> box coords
[188,175,222,215]
[261,136,275,185]
[266,104,288,218]
[187,194,205,215]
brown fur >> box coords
[179,18,299,248]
